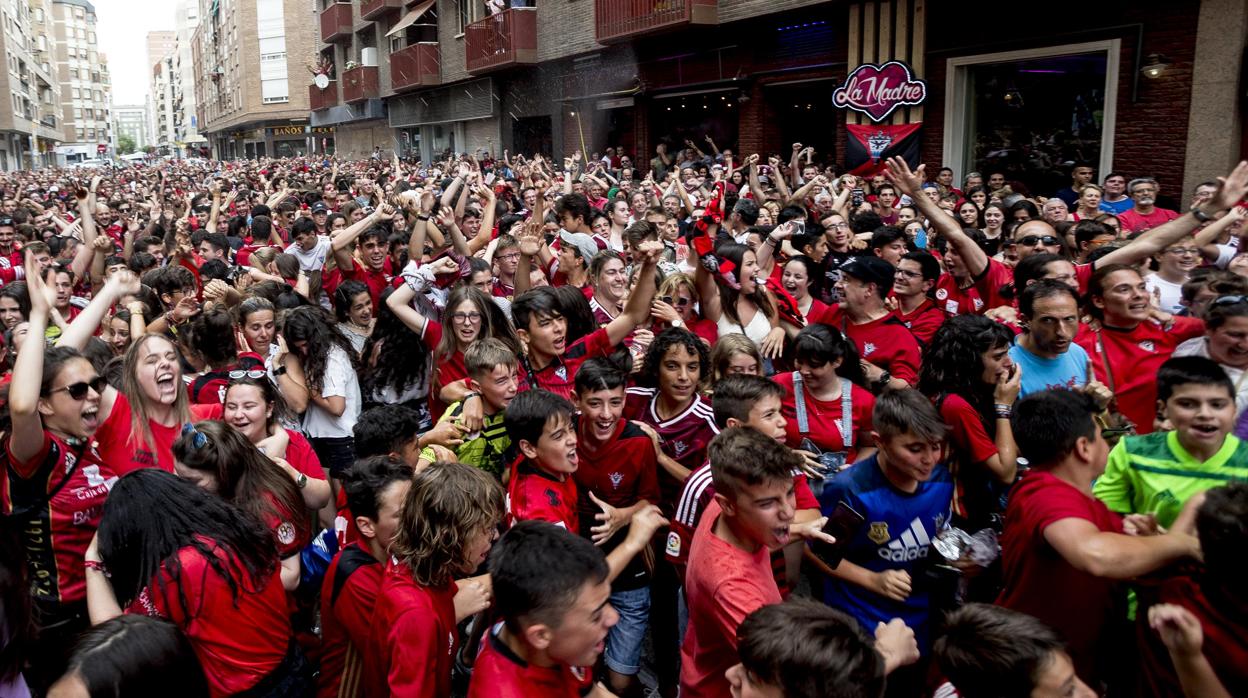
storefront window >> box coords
[942,41,1120,197]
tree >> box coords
[117,134,136,156]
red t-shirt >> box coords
[623,388,719,511]
[1136,572,1248,697]
[342,262,393,313]
[773,371,874,462]
[1118,207,1180,233]
[680,500,782,698]
[2,431,116,605]
[1074,317,1204,434]
[812,306,921,386]
[506,460,580,532]
[689,317,718,346]
[971,257,1015,311]
[468,624,594,698]
[285,430,326,481]
[518,327,613,400]
[894,298,947,346]
[429,322,467,423]
[937,393,1000,524]
[364,560,459,698]
[933,273,985,316]
[318,543,383,698]
[94,393,223,474]
[132,541,292,698]
[997,470,1124,684]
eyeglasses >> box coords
[829,222,849,230]
[497,253,521,262]
[1165,248,1199,256]
[181,422,208,449]
[229,369,267,380]
[895,268,923,279]
[49,375,107,400]
[1018,235,1061,247]
[450,311,483,324]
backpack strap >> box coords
[793,371,810,435]
[330,544,381,607]
[838,378,853,446]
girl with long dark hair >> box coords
[85,469,310,697]
[49,615,209,698]
[694,240,785,358]
[3,259,128,691]
[281,306,361,479]
[172,420,308,590]
[332,279,373,355]
[917,314,1021,530]
[360,286,435,429]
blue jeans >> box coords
[604,586,651,676]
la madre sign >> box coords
[833,61,927,122]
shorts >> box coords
[308,436,356,479]
[603,586,651,676]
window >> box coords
[71,87,78,98]
[456,0,477,34]
[75,128,83,140]
[69,68,76,79]
[73,107,81,118]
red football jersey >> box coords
[364,560,459,698]
[318,543,383,698]
[623,388,719,510]
[893,298,947,346]
[506,461,580,532]
[468,623,594,698]
[933,273,985,316]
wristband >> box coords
[994,403,1013,418]
[1190,207,1214,224]
[273,364,288,377]
[418,213,431,221]
[464,392,481,402]
[84,559,110,577]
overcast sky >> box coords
[94,0,178,106]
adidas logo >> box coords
[877,517,932,562]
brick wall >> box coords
[919,0,1201,193]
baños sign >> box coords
[833,61,927,122]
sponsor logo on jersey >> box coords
[277,522,297,546]
[877,516,932,562]
[665,531,681,557]
[609,472,623,489]
[1139,340,1156,352]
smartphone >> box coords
[812,500,866,570]
[851,188,865,208]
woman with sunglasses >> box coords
[171,420,309,591]
[223,377,331,513]
[651,272,717,347]
[2,256,120,692]
[85,469,311,696]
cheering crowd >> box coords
[1,142,1246,698]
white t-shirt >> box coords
[1144,273,1185,315]
[284,236,332,272]
[301,344,362,438]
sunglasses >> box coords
[181,422,208,449]
[1018,235,1061,247]
[49,375,108,400]
[1210,295,1248,308]
[229,369,268,380]
[661,295,691,308]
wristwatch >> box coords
[671,319,684,328]
[871,370,892,392]
[1190,206,1215,223]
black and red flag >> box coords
[845,123,921,177]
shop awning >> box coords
[386,0,435,37]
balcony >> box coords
[320,2,354,43]
[309,80,338,110]
[341,65,379,102]
[594,0,716,43]
[465,8,537,75]
[360,0,404,20]
[389,43,439,92]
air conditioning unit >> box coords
[360,47,377,67]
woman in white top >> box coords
[1146,240,1199,314]
[332,280,373,355]
[694,238,784,357]
[281,306,362,479]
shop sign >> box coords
[271,126,306,137]
[833,61,927,122]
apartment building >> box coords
[151,54,174,149]
[173,0,206,155]
[192,0,320,160]
[0,0,63,170]
[50,0,112,163]
[112,103,149,150]
[298,0,1245,196]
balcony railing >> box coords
[465,8,537,75]
[594,0,716,43]
[342,66,379,102]
[320,2,354,43]
[360,0,404,20]
[389,43,440,92]
[309,80,338,110]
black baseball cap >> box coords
[312,202,329,214]
[840,255,895,288]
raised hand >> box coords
[883,156,925,197]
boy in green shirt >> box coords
[1095,356,1248,526]
[439,338,519,480]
